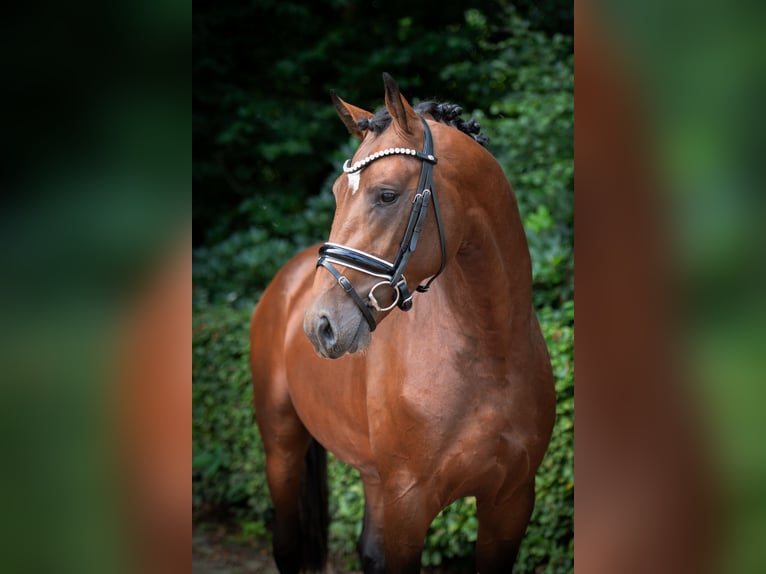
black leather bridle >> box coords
[316,115,447,332]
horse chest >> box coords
[363,347,515,463]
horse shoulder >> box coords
[250,245,319,417]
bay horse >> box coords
[250,73,555,573]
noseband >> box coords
[316,115,447,332]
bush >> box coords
[516,302,574,573]
[192,188,335,310]
[192,304,271,519]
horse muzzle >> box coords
[303,296,373,359]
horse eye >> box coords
[380,191,397,204]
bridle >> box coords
[316,115,447,332]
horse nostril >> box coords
[317,315,337,349]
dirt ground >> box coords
[192,532,278,574]
[192,520,474,573]
[192,522,361,574]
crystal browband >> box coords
[343,147,437,174]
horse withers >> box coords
[250,73,555,573]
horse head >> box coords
[304,73,468,358]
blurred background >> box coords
[574,1,766,573]
[0,1,187,573]
[193,1,574,572]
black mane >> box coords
[357,101,489,147]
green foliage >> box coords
[228,518,271,545]
[327,457,365,566]
[423,498,479,566]
[192,189,334,310]
[517,302,574,574]
[192,304,271,518]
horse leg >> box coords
[378,476,439,573]
[357,477,385,574]
[257,406,327,574]
[475,482,536,574]
[263,422,309,574]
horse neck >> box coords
[440,171,533,347]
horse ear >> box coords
[382,72,419,135]
[330,91,373,140]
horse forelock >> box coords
[357,100,489,147]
